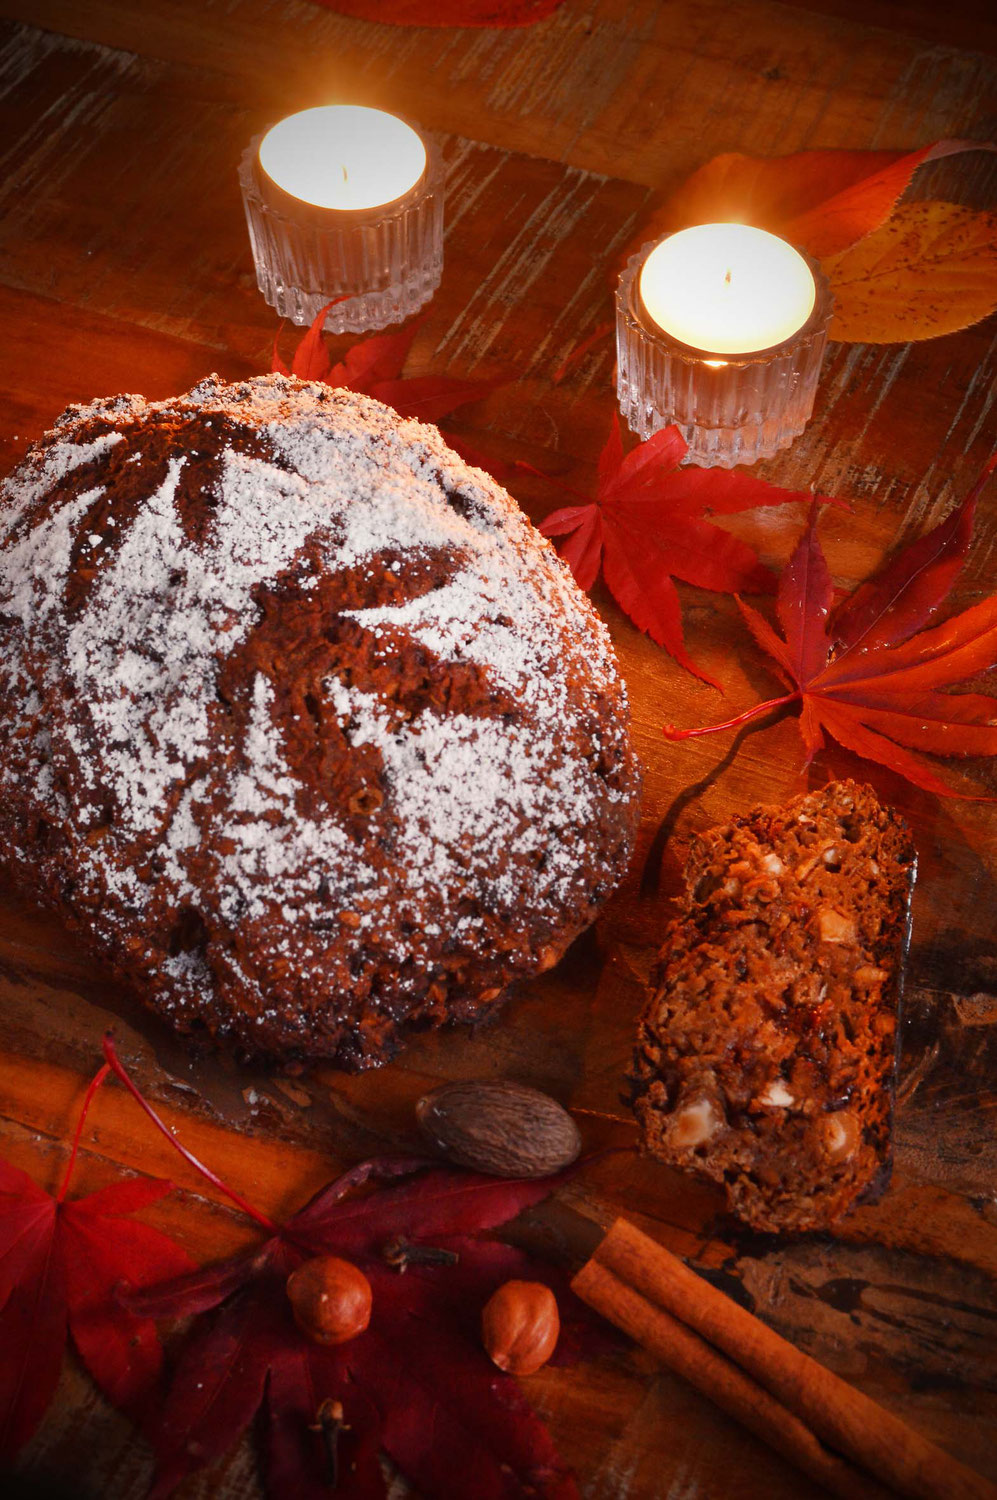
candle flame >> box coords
[724,268,732,285]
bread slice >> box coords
[631,781,916,1232]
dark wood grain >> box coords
[0,3,995,1498]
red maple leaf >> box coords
[102,1037,599,1499]
[536,420,837,684]
[273,305,509,476]
[273,305,499,427]
[0,1065,195,1459]
[663,456,997,797]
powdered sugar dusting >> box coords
[325,677,598,914]
[0,375,638,1061]
[0,431,122,542]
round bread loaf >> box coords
[0,374,641,1067]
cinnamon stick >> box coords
[572,1218,997,1500]
[574,1257,892,1500]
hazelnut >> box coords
[286,1255,372,1346]
[853,964,889,985]
[759,1078,794,1109]
[817,907,858,945]
[819,1110,861,1163]
[668,1095,723,1149]
[482,1280,559,1375]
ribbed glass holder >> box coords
[616,241,833,467]
[238,131,444,335]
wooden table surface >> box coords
[1,2,996,1497]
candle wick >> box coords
[341,165,348,184]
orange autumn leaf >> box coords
[636,139,995,261]
[825,201,997,343]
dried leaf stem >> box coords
[56,1062,111,1202]
[101,1032,278,1233]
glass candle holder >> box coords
[616,237,833,468]
[239,109,444,336]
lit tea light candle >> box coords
[239,105,444,336]
[615,226,832,468]
[638,224,817,355]
[258,106,428,213]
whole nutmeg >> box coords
[416,1080,581,1179]
[482,1279,560,1376]
[286,1255,372,1346]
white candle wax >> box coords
[639,223,816,355]
[258,105,427,213]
